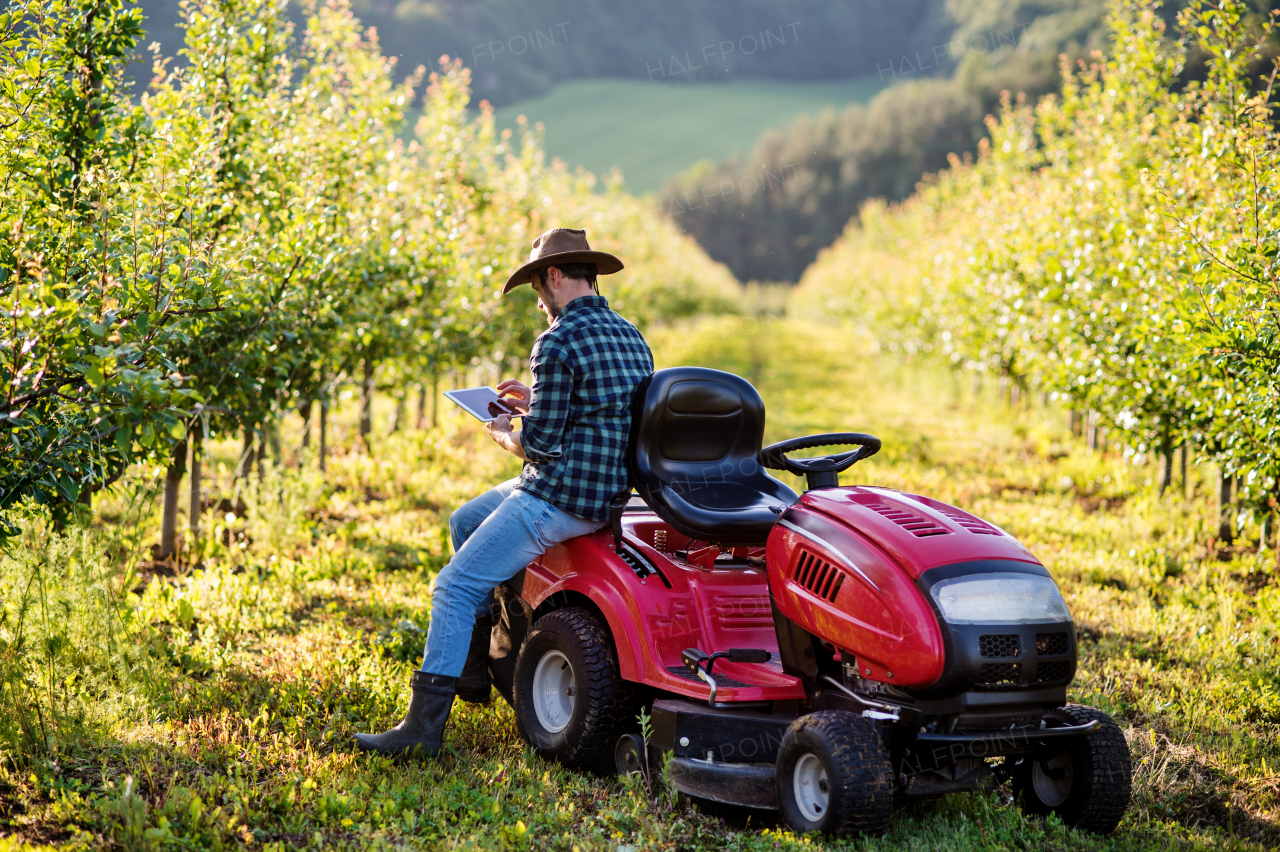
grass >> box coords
[3,316,1280,850]
[491,77,885,194]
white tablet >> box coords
[443,386,522,422]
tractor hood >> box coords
[796,487,1040,579]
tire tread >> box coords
[1014,703,1131,834]
[516,607,639,770]
[781,710,893,837]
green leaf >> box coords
[115,422,132,458]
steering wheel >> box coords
[758,432,881,490]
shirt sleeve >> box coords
[519,340,573,465]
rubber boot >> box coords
[353,671,456,757]
[456,613,493,704]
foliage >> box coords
[796,0,1280,523]
[0,0,739,533]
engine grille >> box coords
[858,501,951,537]
[1035,660,1072,684]
[979,634,1021,658]
[1036,632,1070,656]
[977,663,1021,687]
[793,551,846,603]
[928,504,1002,535]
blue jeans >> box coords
[421,478,605,677]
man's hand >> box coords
[486,413,529,461]
[496,379,532,414]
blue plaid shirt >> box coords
[517,295,654,521]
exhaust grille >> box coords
[977,663,1021,687]
[979,634,1020,658]
[859,501,951,537]
[793,551,846,603]
[1036,632,1070,656]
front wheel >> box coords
[776,711,893,837]
[1013,704,1131,834]
[513,607,637,771]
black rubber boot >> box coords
[353,671,456,757]
[456,613,493,704]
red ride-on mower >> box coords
[483,367,1132,837]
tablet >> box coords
[443,386,522,422]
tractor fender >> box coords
[519,531,654,683]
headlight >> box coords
[930,573,1072,625]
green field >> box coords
[492,77,885,194]
[6,316,1279,850]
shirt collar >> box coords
[559,294,608,317]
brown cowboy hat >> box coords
[502,227,624,294]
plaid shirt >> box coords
[517,295,654,521]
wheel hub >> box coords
[793,752,830,822]
[531,650,575,734]
[1032,749,1074,807]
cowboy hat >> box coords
[502,228,624,294]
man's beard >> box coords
[541,290,562,320]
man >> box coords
[354,227,654,756]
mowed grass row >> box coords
[2,318,1278,851]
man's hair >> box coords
[538,262,598,287]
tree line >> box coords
[662,0,1280,284]
[0,0,739,548]
[795,0,1280,546]
[133,0,956,107]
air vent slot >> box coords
[793,551,846,603]
[979,634,1021,658]
[925,502,1002,535]
[1034,660,1071,684]
[976,663,1021,687]
[1036,632,1070,656]
[858,500,951,537]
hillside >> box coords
[492,77,885,194]
[132,0,954,106]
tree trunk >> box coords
[1087,411,1098,452]
[1219,470,1234,544]
[270,420,281,467]
[1069,409,1079,437]
[1160,451,1173,496]
[416,383,427,430]
[431,369,439,428]
[238,426,254,479]
[188,423,202,546]
[300,401,312,450]
[360,356,374,443]
[391,394,404,434]
[319,397,328,474]
[159,438,188,560]
[1180,443,1189,497]
[256,429,265,481]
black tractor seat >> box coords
[628,367,797,546]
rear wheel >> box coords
[1013,704,1131,834]
[513,607,637,771]
[776,711,893,837]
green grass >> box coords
[491,77,885,194]
[4,317,1280,850]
